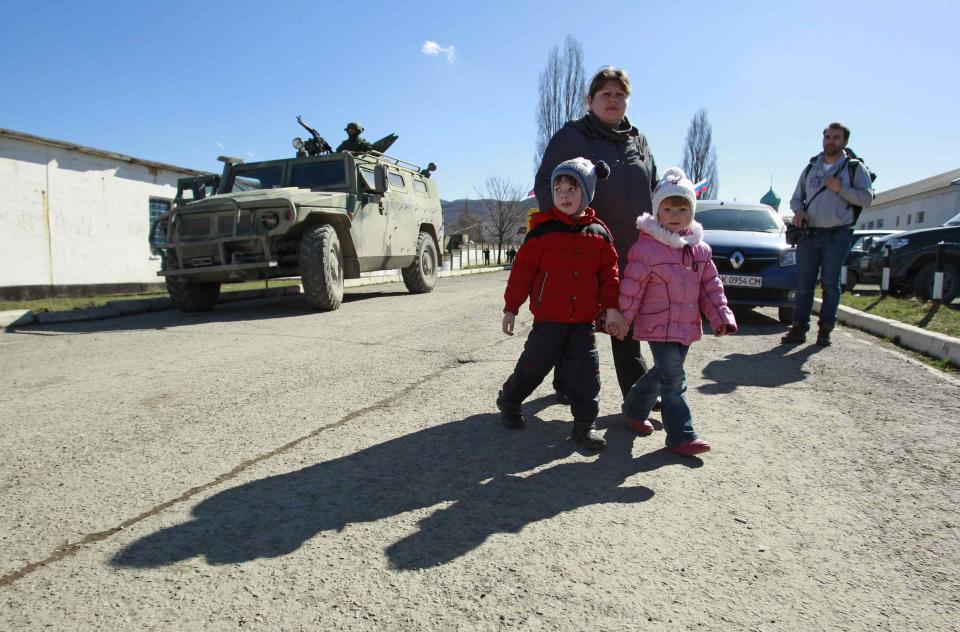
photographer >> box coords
[783,122,874,346]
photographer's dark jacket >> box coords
[789,153,874,228]
[503,207,620,323]
[534,112,658,268]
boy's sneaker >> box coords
[571,424,606,450]
[496,394,525,429]
[652,397,662,411]
[669,439,711,456]
[626,417,655,436]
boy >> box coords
[497,158,628,450]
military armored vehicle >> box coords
[150,117,443,312]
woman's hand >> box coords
[604,308,629,340]
[502,312,516,336]
[714,324,734,337]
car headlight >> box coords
[779,249,797,266]
[886,238,910,250]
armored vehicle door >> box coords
[354,165,391,269]
[382,169,421,261]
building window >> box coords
[149,197,172,246]
[907,214,912,225]
[895,216,900,227]
[917,211,925,223]
[867,220,875,229]
[876,218,884,228]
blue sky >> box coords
[2,0,957,210]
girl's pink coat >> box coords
[619,214,737,345]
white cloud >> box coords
[216,142,224,149]
[422,40,456,63]
[246,150,256,158]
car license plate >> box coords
[721,274,762,288]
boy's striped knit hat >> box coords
[551,157,611,214]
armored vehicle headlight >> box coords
[292,137,304,150]
[886,237,910,250]
[259,212,280,229]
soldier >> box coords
[336,122,373,153]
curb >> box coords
[815,298,960,366]
[2,267,507,328]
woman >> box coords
[534,66,658,401]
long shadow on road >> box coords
[112,401,697,572]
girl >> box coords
[618,167,737,456]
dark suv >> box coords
[844,230,899,291]
[858,213,960,302]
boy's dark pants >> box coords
[500,322,600,425]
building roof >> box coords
[0,127,209,176]
[871,167,960,207]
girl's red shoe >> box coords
[627,417,655,436]
[669,439,711,456]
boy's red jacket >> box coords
[503,206,620,323]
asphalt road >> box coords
[2,271,958,631]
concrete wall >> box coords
[0,136,195,288]
[857,188,960,231]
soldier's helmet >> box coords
[345,122,364,134]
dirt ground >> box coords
[1,271,958,631]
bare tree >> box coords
[681,108,719,199]
[452,200,483,244]
[476,176,527,264]
[534,35,586,169]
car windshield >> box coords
[944,212,960,227]
[696,208,783,233]
[290,160,348,190]
[230,166,284,192]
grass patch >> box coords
[838,291,960,338]
[0,279,301,313]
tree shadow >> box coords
[697,344,823,394]
[5,288,410,335]
[112,409,696,572]
[917,302,940,328]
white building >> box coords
[0,128,207,299]
[857,168,960,231]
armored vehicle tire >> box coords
[777,305,795,324]
[402,232,438,294]
[912,262,959,303]
[300,224,344,310]
[166,277,221,312]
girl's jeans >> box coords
[622,341,696,447]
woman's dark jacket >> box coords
[534,112,658,269]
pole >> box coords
[881,246,891,296]
[932,241,945,306]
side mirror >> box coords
[373,165,389,194]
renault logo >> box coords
[729,251,745,269]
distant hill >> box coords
[440,197,539,228]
